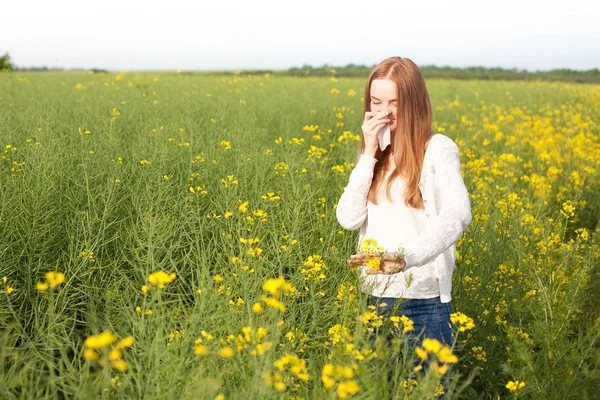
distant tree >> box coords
[0,52,14,71]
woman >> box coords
[335,57,472,394]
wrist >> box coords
[362,149,377,159]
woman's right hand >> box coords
[346,253,406,275]
[361,110,390,158]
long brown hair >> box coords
[358,57,434,209]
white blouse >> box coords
[361,171,441,298]
[335,134,472,303]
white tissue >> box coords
[377,123,391,152]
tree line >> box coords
[2,52,599,83]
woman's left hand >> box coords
[346,253,407,275]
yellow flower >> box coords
[273,354,309,382]
[110,108,121,120]
[274,162,289,176]
[247,247,263,257]
[219,141,231,150]
[201,331,215,340]
[141,285,149,294]
[298,255,328,281]
[260,295,285,311]
[239,201,249,213]
[322,363,358,397]
[421,338,442,354]
[506,380,525,392]
[437,346,458,364]
[114,336,134,350]
[111,359,128,372]
[219,346,234,358]
[431,361,449,375]
[560,201,576,219]
[337,380,360,398]
[450,311,475,331]
[36,282,49,292]
[109,348,122,361]
[83,349,100,361]
[84,330,118,349]
[261,276,295,297]
[400,315,414,332]
[252,302,264,313]
[360,238,380,254]
[415,347,428,361]
[365,257,381,270]
[45,271,66,289]
[194,344,208,356]
[262,278,282,296]
[147,270,176,288]
[322,374,335,389]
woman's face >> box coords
[369,78,398,133]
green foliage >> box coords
[0,52,14,71]
[0,72,598,399]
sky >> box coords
[2,0,599,72]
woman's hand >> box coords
[346,253,406,275]
[361,110,390,158]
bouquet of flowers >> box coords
[353,238,406,274]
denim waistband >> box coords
[367,294,442,305]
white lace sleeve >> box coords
[335,154,378,230]
[402,141,472,267]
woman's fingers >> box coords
[363,110,387,124]
[364,269,382,275]
[347,256,362,267]
[362,111,377,124]
[359,260,405,275]
[362,111,391,139]
[367,117,390,132]
[381,260,405,274]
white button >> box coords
[423,199,427,203]
[426,214,430,218]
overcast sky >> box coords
[2,0,599,72]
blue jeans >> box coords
[366,295,455,398]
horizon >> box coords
[6,63,599,74]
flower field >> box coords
[0,70,599,399]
